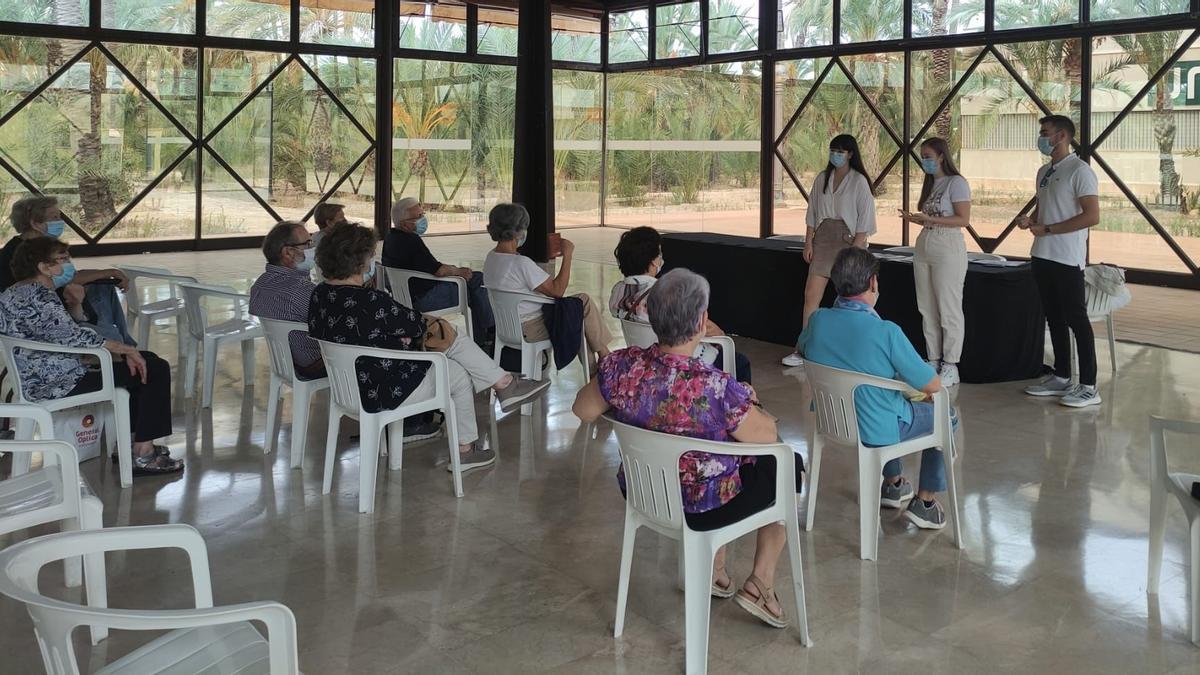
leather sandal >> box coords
[733,575,788,628]
[711,566,736,599]
[112,444,171,463]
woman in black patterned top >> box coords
[308,224,549,472]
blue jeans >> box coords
[880,400,955,493]
[414,271,495,345]
[83,283,136,345]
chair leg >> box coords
[202,338,218,408]
[1191,517,1200,646]
[681,538,715,675]
[112,393,133,488]
[785,513,812,647]
[265,374,282,454]
[1107,314,1117,374]
[387,420,404,471]
[521,345,540,416]
[358,418,381,514]
[241,337,256,388]
[613,512,638,638]
[322,410,340,494]
[945,439,964,551]
[62,516,84,588]
[174,316,188,390]
[805,435,824,532]
[136,314,151,348]
[446,405,463,498]
[858,453,881,561]
[80,495,108,645]
[1148,482,1167,593]
[11,417,33,476]
[182,338,198,399]
[290,383,311,469]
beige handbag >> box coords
[422,315,458,352]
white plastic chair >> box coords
[383,265,474,341]
[487,288,588,416]
[1147,414,1200,646]
[257,318,330,469]
[317,340,465,511]
[0,404,107,645]
[116,265,197,350]
[0,336,135,488]
[1082,267,1127,375]
[177,282,263,409]
[0,524,300,675]
[619,318,736,376]
[803,361,962,561]
[609,417,811,674]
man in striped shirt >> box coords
[249,221,325,379]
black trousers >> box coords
[68,351,172,442]
[1032,257,1096,386]
[685,455,805,532]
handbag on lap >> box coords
[421,315,457,352]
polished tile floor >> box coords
[3,230,1200,673]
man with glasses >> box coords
[1017,115,1103,408]
[250,221,326,380]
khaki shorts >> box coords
[808,218,854,278]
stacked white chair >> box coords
[116,265,197,351]
[1147,414,1200,646]
[383,265,474,341]
[619,318,736,376]
[803,362,963,561]
[609,417,811,674]
[177,282,263,408]
[0,524,300,674]
[0,336,136,488]
[0,404,107,644]
[257,318,330,469]
[318,340,465,511]
[487,288,588,415]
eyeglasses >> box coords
[1038,166,1058,189]
[285,239,313,249]
[52,255,71,264]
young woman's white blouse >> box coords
[805,170,877,235]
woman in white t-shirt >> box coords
[900,137,972,387]
[782,134,877,367]
[482,203,612,365]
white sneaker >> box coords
[781,352,804,367]
[940,363,960,387]
[1024,374,1072,397]
[1060,384,1102,408]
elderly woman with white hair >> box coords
[573,268,803,630]
[481,202,611,363]
[381,197,495,350]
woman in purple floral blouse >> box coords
[573,269,803,630]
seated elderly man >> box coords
[381,197,495,350]
[1,195,134,345]
[482,202,611,365]
[799,246,950,530]
[610,226,752,383]
[574,268,802,629]
[249,221,326,380]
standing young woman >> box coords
[782,134,877,367]
[900,137,972,387]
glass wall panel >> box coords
[780,0,832,49]
[206,0,289,40]
[841,0,902,44]
[392,59,515,234]
[993,0,1076,30]
[477,7,518,57]
[553,69,602,227]
[300,0,375,47]
[656,2,701,60]
[1091,0,1188,23]
[398,1,467,52]
[610,9,650,64]
[552,13,602,63]
[912,0,983,38]
[708,0,758,54]
[773,58,824,234]
[606,61,761,236]
[0,0,86,26]
[105,0,196,33]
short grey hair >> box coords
[829,247,880,297]
[262,221,305,265]
[486,202,530,242]
[391,197,419,227]
[647,268,710,347]
[10,195,58,233]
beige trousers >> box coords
[520,293,612,355]
[913,226,968,364]
[407,333,506,445]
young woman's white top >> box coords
[805,169,877,235]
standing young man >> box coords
[1017,115,1102,408]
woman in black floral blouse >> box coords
[308,224,549,472]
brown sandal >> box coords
[733,575,788,628]
[711,566,735,599]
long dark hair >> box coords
[917,137,962,211]
[823,134,872,194]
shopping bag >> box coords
[52,405,104,462]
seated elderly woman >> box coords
[307,223,550,471]
[481,203,611,364]
[574,268,802,629]
[609,226,752,383]
[0,237,182,475]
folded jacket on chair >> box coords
[541,296,584,371]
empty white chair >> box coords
[619,318,736,376]
[0,524,300,674]
[0,404,107,645]
[487,288,587,415]
[1147,414,1200,646]
[257,318,330,469]
[610,417,810,674]
[803,361,963,561]
[383,265,474,341]
[0,336,135,488]
[318,340,465,511]
[116,265,196,351]
[178,282,263,408]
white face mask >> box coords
[295,247,315,272]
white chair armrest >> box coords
[332,343,451,369]
[0,440,84,492]
[699,335,736,375]
[2,337,116,395]
[1150,415,1200,436]
[0,403,54,437]
[488,287,556,306]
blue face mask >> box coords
[295,248,315,273]
[1037,135,1055,156]
[920,158,939,175]
[517,231,528,248]
[362,260,376,285]
[411,216,429,236]
[829,151,848,168]
[52,261,76,288]
[44,220,66,238]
